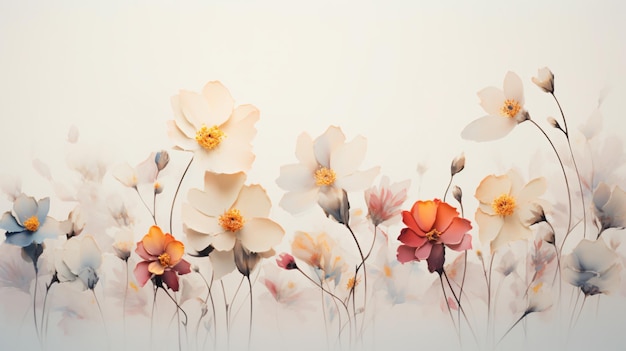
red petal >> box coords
[161,270,180,292]
[440,217,472,246]
[397,245,418,263]
[397,228,428,247]
[173,259,192,275]
[133,261,152,287]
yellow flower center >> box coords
[500,99,522,118]
[383,265,392,278]
[425,228,441,241]
[492,194,516,216]
[314,167,336,186]
[195,125,225,150]
[219,208,245,232]
[23,216,40,232]
[346,276,360,290]
[158,252,171,267]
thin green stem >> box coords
[170,154,194,234]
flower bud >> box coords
[452,186,463,204]
[154,150,170,171]
[450,153,465,176]
[531,67,554,94]
[154,181,164,194]
[276,253,298,270]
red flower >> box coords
[397,199,472,274]
[134,226,191,291]
[276,253,298,270]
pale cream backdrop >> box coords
[1,1,625,350]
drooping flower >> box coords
[54,234,103,290]
[166,81,259,173]
[0,194,62,248]
[111,228,135,261]
[183,171,285,257]
[276,126,380,223]
[134,226,191,292]
[461,71,530,142]
[563,239,621,296]
[364,176,410,227]
[276,253,298,270]
[593,182,626,236]
[397,199,472,274]
[474,170,546,252]
[531,67,554,94]
[291,231,346,284]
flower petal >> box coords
[4,231,33,247]
[279,188,319,215]
[475,174,512,207]
[448,234,472,252]
[143,226,166,256]
[475,209,503,248]
[148,261,165,275]
[201,81,235,126]
[161,270,180,291]
[433,201,460,233]
[415,242,433,261]
[165,240,185,266]
[182,203,222,234]
[134,261,152,287]
[314,126,346,168]
[330,135,367,178]
[238,218,285,253]
[503,71,524,106]
[0,212,23,233]
[440,217,472,246]
[179,90,211,129]
[477,87,505,115]
[166,120,198,151]
[490,215,531,252]
[411,200,438,233]
[210,249,236,280]
[173,259,191,275]
[195,135,255,174]
[13,195,38,225]
[232,185,271,219]
[461,115,517,142]
[426,244,444,273]
[276,164,316,192]
[170,95,197,137]
[295,132,318,169]
[31,217,61,244]
[36,198,50,224]
[221,105,259,142]
[397,228,428,247]
[188,172,246,217]
[184,225,214,252]
[516,177,547,204]
[80,235,102,270]
[397,245,418,263]
[334,166,380,192]
[211,232,237,251]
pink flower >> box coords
[276,253,297,270]
[397,199,472,274]
[133,226,191,292]
[364,176,410,226]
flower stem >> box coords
[443,270,479,346]
[135,187,156,224]
[443,174,454,202]
[220,280,230,350]
[32,266,42,348]
[160,287,189,351]
[246,275,253,351]
[199,271,217,349]
[438,273,460,344]
[92,289,110,351]
[498,311,530,345]
[346,223,368,339]
[170,154,194,234]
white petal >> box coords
[135,154,158,184]
[475,209,503,248]
[179,90,211,128]
[201,81,235,127]
[314,126,346,168]
[503,71,525,106]
[166,120,198,151]
[491,215,531,252]
[461,115,517,142]
[475,174,512,206]
[195,135,255,174]
[170,95,197,137]
[276,164,315,192]
[238,218,284,252]
[331,135,367,178]
[279,188,319,214]
[211,232,236,251]
[112,163,137,187]
[230,104,259,123]
[603,186,626,227]
[209,249,236,280]
[507,169,525,196]
[477,87,505,115]
[233,185,271,219]
[221,108,258,144]
[184,225,214,252]
[80,235,102,270]
[295,132,318,169]
[335,166,380,192]
[182,202,222,234]
[517,177,547,204]
[188,172,246,217]
[36,197,50,223]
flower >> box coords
[182,171,285,254]
[111,228,135,261]
[166,81,259,173]
[276,253,298,270]
[54,234,103,290]
[461,71,530,142]
[563,239,622,296]
[450,153,465,176]
[0,194,62,247]
[0,243,36,293]
[364,176,410,227]
[396,199,472,274]
[112,152,159,189]
[593,182,626,236]
[531,67,554,94]
[134,226,191,292]
[474,170,546,252]
[291,231,346,284]
[276,126,380,222]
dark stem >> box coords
[346,223,368,338]
[443,269,479,346]
[135,187,156,224]
[170,154,194,234]
[439,273,460,343]
[160,287,189,351]
[246,275,253,351]
[498,311,530,345]
[443,175,454,202]
[32,266,42,347]
[220,280,230,350]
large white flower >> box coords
[276,126,380,218]
[166,81,259,173]
[563,239,621,296]
[593,182,626,236]
[461,71,529,142]
[54,234,103,291]
[475,169,546,252]
[183,171,284,255]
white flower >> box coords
[531,67,554,94]
[112,152,159,189]
[563,239,621,296]
[474,169,546,252]
[276,126,379,218]
[166,81,259,173]
[461,72,529,142]
[593,182,626,235]
[54,235,103,290]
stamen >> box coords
[219,208,245,232]
[158,252,171,267]
[492,194,516,216]
[195,125,225,150]
[23,216,40,232]
[314,167,336,186]
[500,99,522,118]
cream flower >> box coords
[54,235,103,290]
[166,81,259,173]
[461,71,530,142]
[593,182,626,236]
[276,126,380,219]
[474,169,546,252]
[531,67,554,94]
[183,171,284,255]
[563,239,622,296]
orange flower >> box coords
[397,199,472,274]
[134,226,191,291]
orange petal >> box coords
[411,200,437,232]
[433,201,460,232]
[143,226,165,256]
[165,240,185,266]
[148,260,165,275]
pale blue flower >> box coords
[0,194,62,247]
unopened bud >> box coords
[155,150,170,171]
[154,181,164,194]
[452,186,463,204]
[451,153,465,176]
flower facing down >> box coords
[54,235,102,290]
[593,182,626,236]
[531,67,554,94]
[276,126,379,223]
[474,170,546,253]
[563,239,621,296]
[461,71,530,142]
[134,226,191,292]
[276,252,298,270]
[0,194,62,247]
[364,176,410,227]
[397,199,472,274]
[182,171,285,256]
[166,81,259,173]
[291,231,346,284]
